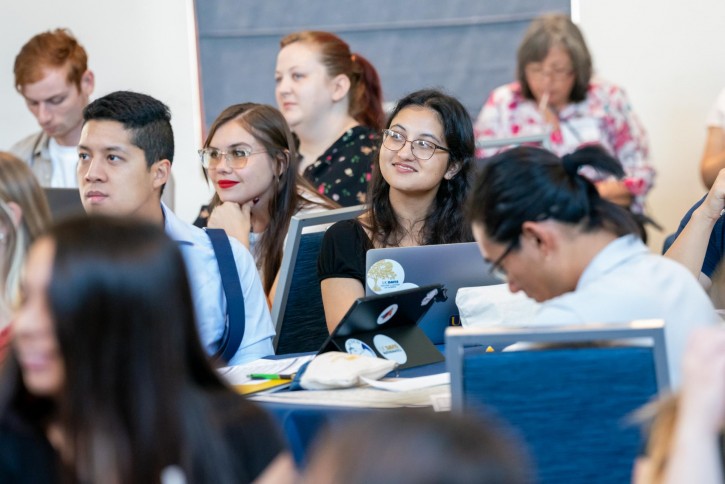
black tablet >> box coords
[318,284,447,370]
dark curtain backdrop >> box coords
[195,0,570,130]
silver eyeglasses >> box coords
[198,147,268,170]
[524,65,574,81]
[381,129,449,160]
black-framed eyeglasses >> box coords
[381,129,449,160]
[199,147,268,170]
[488,239,518,281]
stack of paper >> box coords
[250,373,450,409]
[217,355,315,395]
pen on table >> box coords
[248,373,295,380]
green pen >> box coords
[248,373,295,380]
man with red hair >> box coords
[11,29,94,189]
[10,29,174,205]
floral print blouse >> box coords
[474,78,655,213]
[302,125,379,207]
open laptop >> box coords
[365,242,502,345]
[319,284,447,370]
[44,188,85,221]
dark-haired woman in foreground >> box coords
[0,216,291,483]
[318,89,474,332]
[467,146,719,386]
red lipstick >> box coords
[218,180,239,189]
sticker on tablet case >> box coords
[420,288,439,306]
[366,259,405,294]
[377,304,398,325]
[373,334,408,364]
[345,338,376,357]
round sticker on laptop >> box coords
[366,259,405,294]
[373,334,408,364]
[344,338,376,357]
[377,304,398,325]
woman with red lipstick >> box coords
[275,31,384,207]
[318,89,473,332]
[200,103,336,303]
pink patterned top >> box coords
[474,78,655,212]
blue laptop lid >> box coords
[365,242,502,345]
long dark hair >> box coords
[203,103,336,294]
[367,89,473,246]
[467,146,639,246]
[0,216,252,483]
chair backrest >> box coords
[43,188,86,221]
[272,205,366,354]
[446,321,669,484]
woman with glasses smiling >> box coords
[467,145,719,386]
[318,89,473,332]
[474,13,654,215]
[199,103,336,305]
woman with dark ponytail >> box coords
[467,146,719,386]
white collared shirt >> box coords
[535,234,720,387]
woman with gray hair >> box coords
[474,13,654,215]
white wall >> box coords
[2,1,724,241]
[0,0,211,222]
[578,0,725,251]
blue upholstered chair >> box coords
[271,205,365,354]
[446,321,669,484]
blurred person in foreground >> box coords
[0,216,292,483]
[303,409,531,484]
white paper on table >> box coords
[250,385,449,408]
[430,393,451,412]
[217,354,315,385]
[360,372,450,392]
